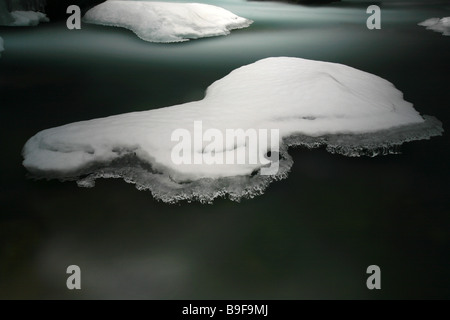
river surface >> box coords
[0,0,449,298]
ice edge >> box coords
[25,115,443,204]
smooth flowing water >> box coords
[0,0,449,298]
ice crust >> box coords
[418,17,450,36]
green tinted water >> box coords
[0,0,449,299]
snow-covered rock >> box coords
[0,0,48,25]
[0,9,48,26]
[83,0,253,43]
[22,57,443,203]
[8,10,48,26]
[418,17,450,36]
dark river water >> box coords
[0,0,449,299]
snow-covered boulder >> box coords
[22,57,443,203]
[83,0,253,43]
[8,10,48,26]
[0,0,48,25]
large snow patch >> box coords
[83,0,253,43]
[22,57,443,203]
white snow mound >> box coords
[418,17,450,36]
[83,0,253,43]
[10,11,49,26]
[22,57,443,203]
[0,10,49,26]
